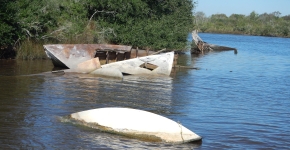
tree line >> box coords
[193,11,290,37]
[0,0,195,59]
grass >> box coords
[15,23,105,60]
[16,39,48,60]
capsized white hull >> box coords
[70,107,202,143]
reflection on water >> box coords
[1,34,290,149]
[41,73,175,113]
[59,116,201,150]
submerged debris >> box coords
[191,30,237,54]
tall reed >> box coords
[16,39,48,60]
[15,21,106,60]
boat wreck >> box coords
[44,44,174,77]
[100,52,174,76]
[191,30,237,54]
[44,44,133,69]
[63,51,174,77]
[70,107,202,144]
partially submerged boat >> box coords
[44,44,174,77]
[44,44,133,69]
[70,107,202,143]
[101,52,174,76]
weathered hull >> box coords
[70,107,202,143]
[101,52,174,76]
[44,44,132,68]
[44,44,175,76]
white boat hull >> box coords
[70,107,202,143]
[101,52,174,76]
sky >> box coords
[194,0,290,17]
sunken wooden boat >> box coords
[44,44,134,69]
[100,51,174,76]
[43,44,159,68]
[60,51,174,77]
[44,44,175,77]
[191,30,237,54]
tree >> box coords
[192,11,290,38]
[194,11,208,31]
[249,11,258,21]
[0,0,21,46]
[229,14,246,32]
[15,0,90,41]
[87,0,194,50]
[282,15,290,21]
[2,0,196,59]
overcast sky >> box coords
[194,0,290,17]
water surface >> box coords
[0,34,289,149]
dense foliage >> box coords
[0,0,21,46]
[86,0,194,50]
[0,0,195,59]
[194,11,290,37]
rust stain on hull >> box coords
[44,44,177,71]
[44,44,132,68]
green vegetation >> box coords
[0,0,195,59]
[0,0,19,46]
[193,11,290,37]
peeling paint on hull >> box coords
[101,52,174,76]
[43,44,132,68]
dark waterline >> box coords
[0,34,289,149]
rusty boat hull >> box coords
[44,44,175,76]
[44,44,133,69]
